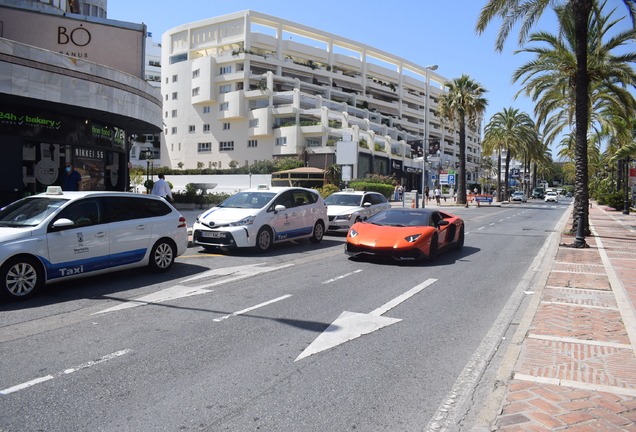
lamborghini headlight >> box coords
[405,234,422,243]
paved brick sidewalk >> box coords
[473,203,636,431]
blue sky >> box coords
[108,0,634,160]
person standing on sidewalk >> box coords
[62,163,83,191]
[152,173,173,203]
[434,187,441,205]
[425,186,430,202]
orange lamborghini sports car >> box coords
[345,208,464,262]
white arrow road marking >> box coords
[295,278,437,361]
[1,349,131,395]
[93,263,293,315]
[183,263,293,282]
[213,294,292,322]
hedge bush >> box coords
[348,182,394,198]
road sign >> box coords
[475,195,493,203]
[448,174,455,184]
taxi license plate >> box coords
[202,231,224,238]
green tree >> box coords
[482,108,538,201]
[325,164,342,185]
[435,74,488,205]
[128,166,145,192]
[477,0,636,245]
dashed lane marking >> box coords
[1,349,131,395]
[213,294,292,322]
[322,269,363,284]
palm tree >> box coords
[480,155,497,194]
[482,108,539,201]
[512,1,636,220]
[476,0,636,245]
[435,74,488,205]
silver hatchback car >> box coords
[325,191,391,233]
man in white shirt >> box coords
[152,173,173,202]
[434,187,441,205]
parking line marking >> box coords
[322,269,363,284]
[213,294,292,322]
[1,349,131,396]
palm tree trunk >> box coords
[457,116,468,205]
[504,151,511,201]
[571,0,592,244]
[496,148,502,202]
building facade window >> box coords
[172,75,178,82]
[275,137,287,146]
[169,53,187,64]
[219,102,229,111]
[165,94,168,101]
[192,69,200,79]
[249,119,259,128]
[203,106,211,113]
[188,125,195,133]
[203,124,210,132]
[198,142,212,152]
[171,110,177,118]
[192,87,200,96]
[223,123,230,130]
[248,140,257,148]
[171,127,177,134]
[219,141,234,151]
[172,92,178,100]
[219,84,231,94]
[219,66,232,74]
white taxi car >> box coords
[545,191,559,203]
[325,191,391,233]
[192,186,327,252]
[0,187,188,300]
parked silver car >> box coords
[325,191,390,233]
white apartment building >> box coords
[162,10,482,188]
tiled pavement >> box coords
[472,203,636,431]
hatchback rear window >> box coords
[138,198,172,217]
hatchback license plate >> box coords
[202,231,224,238]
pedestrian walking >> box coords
[434,187,441,205]
[425,186,430,202]
[152,173,173,202]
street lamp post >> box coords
[436,149,441,188]
[421,64,438,208]
[144,148,154,193]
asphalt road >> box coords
[0,199,570,432]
